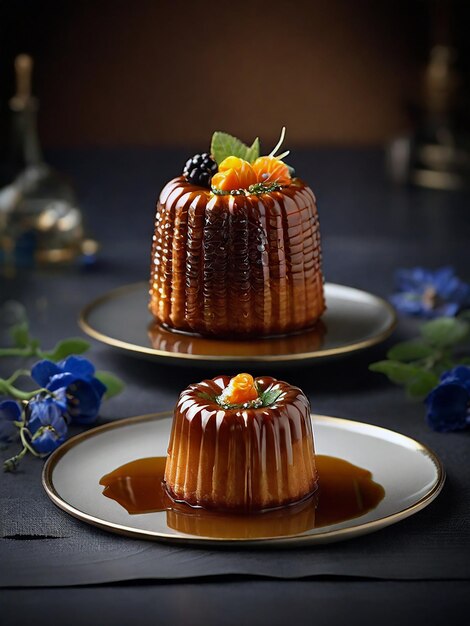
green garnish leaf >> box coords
[369,360,425,384]
[198,392,216,403]
[260,388,283,407]
[369,360,439,399]
[420,317,469,348]
[42,337,91,362]
[95,371,125,399]
[386,340,435,362]
[211,131,260,165]
[10,322,30,348]
[405,370,440,398]
[245,137,260,163]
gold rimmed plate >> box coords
[79,282,396,366]
[42,412,444,547]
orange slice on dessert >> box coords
[252,156,291,186]
[220,373,259,405]
[211,157,257,192]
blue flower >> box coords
[391,266,470,318]
[27,397,68,454]
[0,400,21,444]
[425,366,470,432]
[31,356,106,425]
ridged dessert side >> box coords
[150,178,325,337]
[163,376,318,511]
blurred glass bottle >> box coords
[386,0,470,190]
[0,54,96,269]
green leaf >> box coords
[457,310,470,324]
[420,317,469,348]
[261,388,283,407]
[43,337,91,361]
[95,371,125,399]
[387,340,435,362]
[245,137,260,163]
[198,392,215,403]
[457,356,470,366]
[211,131,258,165]
[370,359,439,398]
[369,360,425,384]
[9,322,30,348]
[405,370,439,399]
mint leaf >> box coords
[370,360,439,397]
[405,370,439,398]
[261,388,283,406]
[95,371,125,399]
[369,360,424,384]
[387,340,435,362]
[10,322,30,348]
[211,131,258,165]
[198,392,216,403]
[43,338,91,361]
[245,137,260,163]
[420,317,469,348]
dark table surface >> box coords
[1,147,470,625]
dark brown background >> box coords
[1,0,469,149]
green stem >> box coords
[0,346,43,358]
[6,369,31,385]
[3,446,28,472]
[0,380,47,401]
[20,427,42,457]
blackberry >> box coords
[183,152,218,188]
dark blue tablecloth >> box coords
[1,148,469,624]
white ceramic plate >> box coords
[79,282,396,366]
[43,413,444,546]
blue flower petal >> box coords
[89,377,107,399]
[392,266,470,318]
[31,360,61,387]
[59,356,95,378]
[28,397,65,433]
[390,293,427,316]
[0,400,21,444]
[30,428,66,454]
[47,372,79,392]
[0,400,22,422]
[440,366,470,392]
[435,302,460,317]
[66,380,102,424]
[425,383,469,432]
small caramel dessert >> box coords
[149,129,325,337]
[163,374,318,512]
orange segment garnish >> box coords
[252,156,291,185]
[211,157,257,191]
[222,373,259,405]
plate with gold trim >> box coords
[42,412,444,546]
[79,282,396,366]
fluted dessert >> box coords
[163,374,318,512]
[149,129,325,337]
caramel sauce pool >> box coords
[99,456,385,539]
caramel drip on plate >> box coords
[100,455,385,540]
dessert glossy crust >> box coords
[149,177,325,337]
[164,376,318,511]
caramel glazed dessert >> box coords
[150,128,325,337]
[164,373,319,512]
